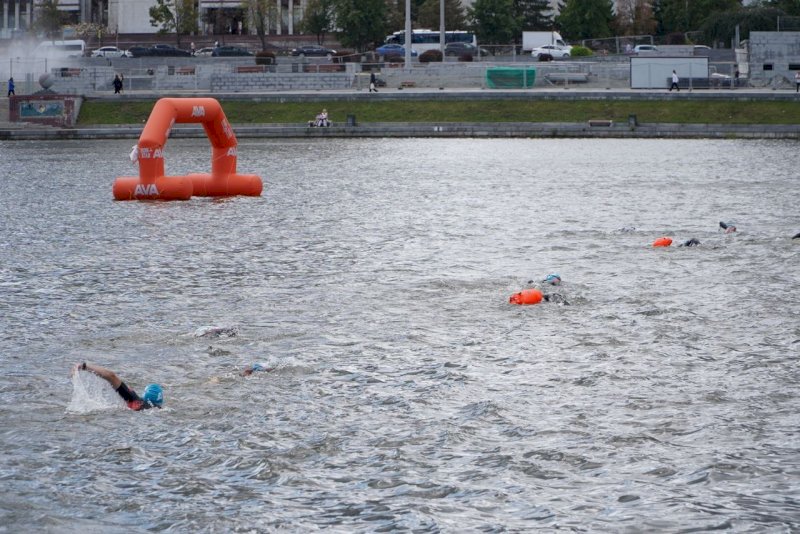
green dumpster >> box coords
[485,67,536,89]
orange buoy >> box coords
[113,97,263,201]
[509,288,543,305]
[652,237,673,247]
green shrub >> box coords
[255,51,275,65]
[419,49,443,63]
[570,46,592,57]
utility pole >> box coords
[440,0,444,55]
[404,0,411,70]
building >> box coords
[746,31,800,85]
[0,0,311,38]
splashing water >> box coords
[66,371,125,414]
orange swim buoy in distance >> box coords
[652,237,673,247]
[509,288,543,305]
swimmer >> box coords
[542,273,562,285]
[543,293,570,305]
[194,326,239,338]
[719,221,736,233]
[527,274,561,285]
[71,362,163,411]
[241,363,274,376]
[680,238,701,246]
[792,232,800,240]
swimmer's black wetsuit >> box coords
[115,382,153,411]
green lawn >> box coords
[77,99,800,126]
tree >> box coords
[72,22,111,47]
[702,6,786,44]
[614,0,657,35]
[334,0,388,51]
[555,0,614,40]
[34,0,67,40]
[417,0,467,29]
[756,0,800,15]
[654,0,741,33]
[244,0,276,51]
[149,0,199,46]
[469,0,520,44]
[301,0,335,44]
[514,0,554,31]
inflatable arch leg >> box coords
[113,98,263,201]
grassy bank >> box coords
[77,99,800,126]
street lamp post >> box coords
[404,0,411,70]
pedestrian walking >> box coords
[669,70,680,92]
[7,77,14,97]
[369,72,378,93]
[795,71,800,93]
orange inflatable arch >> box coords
[113,98,262,201]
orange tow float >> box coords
[652,237,673,247]
[509,288,543,305]
[113,98,262,201]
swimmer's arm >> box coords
[73,362,122,389]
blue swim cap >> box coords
[543,273,562,285]
[142,384,163,407]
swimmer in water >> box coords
[527,273,570,305]
[719,221,736,234]
[71,362,163,411]
[241,363,274,376]
[792,232,800,240]
[194,326,239,338]
[680,238,701,246]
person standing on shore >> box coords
[795,71,800,93]
[369,72,378,93]
[113,74,123,94]
[669,70,680,92]
[7,77,14,97]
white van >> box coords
[34,39,87,59]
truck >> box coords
[522,32,569,52]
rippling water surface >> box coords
[0,137,798,532]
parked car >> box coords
[194,47,215,57]
[531,45,570,59]
[444,42,491,57]
[91,46,129,58]
[375,43,417,57]
[290,45,336,58]
[125,46,152,58]
[149,44,192,57]
[633,44,658,54]
[212,46,253,57]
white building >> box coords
[0,0,311,37]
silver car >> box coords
[531,45,571,59]
[91,46,130,58]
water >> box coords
[0,137,798,532]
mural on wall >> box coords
[19,100,65,118]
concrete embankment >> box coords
[3,88,800,140]
[3,121,800,140]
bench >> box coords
[545,72,589,85]
[235,65,265,74]
[588,119,613,127]
[175,66,196,75]
[58,68,83,77]
[400,81,416,88]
